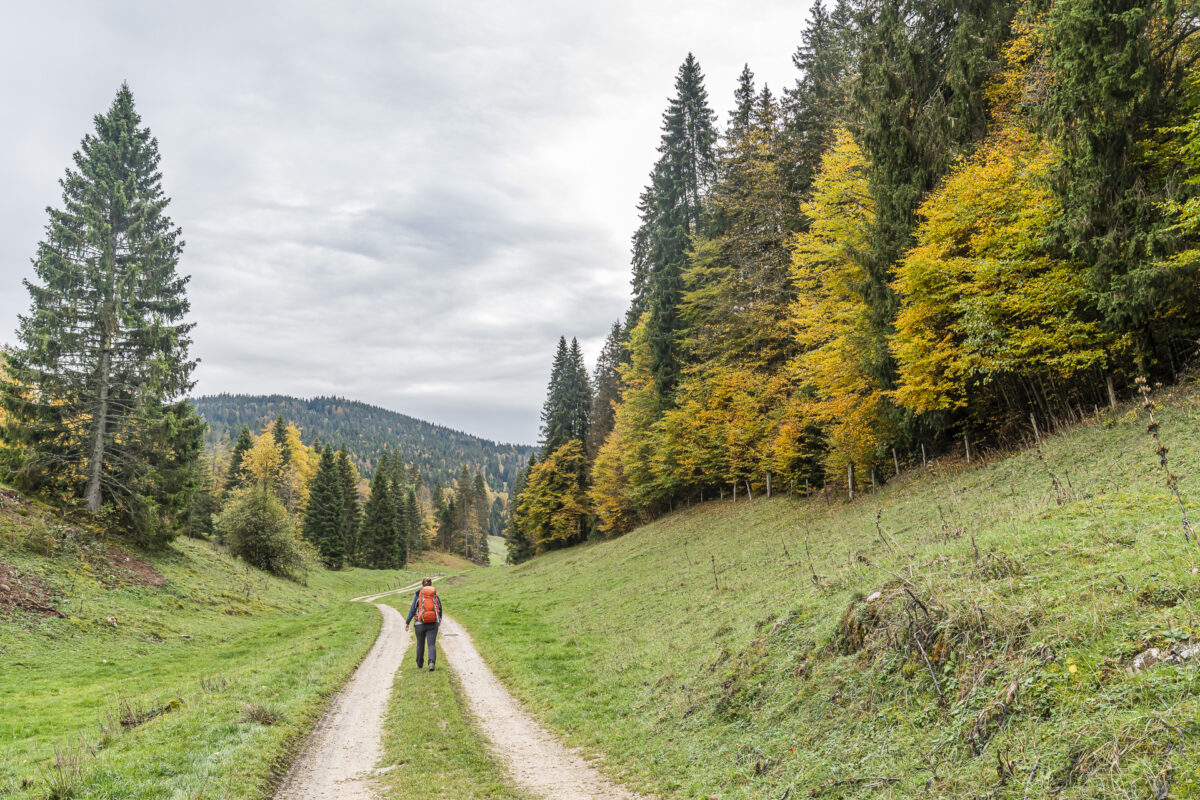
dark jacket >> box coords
[406,588,442,625]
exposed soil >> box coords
[440,615,648,800]
[92,545,165,588]
[0,561,65,618]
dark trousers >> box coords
[414,622,439,666]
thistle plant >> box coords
[1136,376,1196,546]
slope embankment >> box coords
[451,383,1200,799]
[0,491,461,799]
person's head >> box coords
[422,577,433,587]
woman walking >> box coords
[404,577,442,671]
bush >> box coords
[217,486,314,580]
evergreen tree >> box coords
[0,84,200,540]
[224,425,253,493]
[539,337,572,453]
[781,0,857,220]
[272,414,291,466]
[540,337,593,455]
[302,445,345,568]
[567,338,593,446]
[631,54,719,399]
[1043,0,1198,355]
[336,448,361,563]
[585,322,625,459]
[488,496,505,537]
[404,486,422,558]
[682,78,793,374]
[504,462,535,564]
[361,467,398,568]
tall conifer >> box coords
[224,425,253,493]
[302,446,345,568]
[631,54,718,400]
[0,84,200,539]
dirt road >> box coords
[273,602,407,800]
[277,584,645,800]
[439,615,647,800]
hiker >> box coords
[405,577,442,671]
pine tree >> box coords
[631,54,719,400]
[224,425,254,493]
[0,84,200,540]
[302,446,345,568]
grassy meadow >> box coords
[0,494,468,800]
[451,382,1200,799]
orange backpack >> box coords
[416,586,439,624]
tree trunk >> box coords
[892,448,900,477]
[745,480,753,501]
[85,346,112,513]
[847,463,855,500]
[921,443,927,468]
[765,471,772,499]
[1106,374,1118,409]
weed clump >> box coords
[240,702,283,726]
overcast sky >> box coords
[1,0,814,444]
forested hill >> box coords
[192,394,533,492]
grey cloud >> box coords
[1,0,813,443]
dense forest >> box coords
[507,0,1200,561]
[193,394,532,492]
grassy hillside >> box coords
[488,535,508,567]
[0,489,470,799]
[452,383,1200,799]
[192,393,533,491]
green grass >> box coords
[372,592,526,800]
[0,497,470,800]
[487,536,508,567]
[451,383,1200,799]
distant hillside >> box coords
[192,394,533,492]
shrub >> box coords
[217,486,313,580]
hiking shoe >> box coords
[428,663,435,672]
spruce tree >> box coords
[0,84,200,539]
[539,337,572,453]
[361,467,397,568]
[224,425,253,493]
[404,486,422,558]
[302,446,345,568]
[568,338,593,445]
[781,0,856,221]
[336,448,361,563]
[504,464,535,564]
[1043,0,1196,353]
[631,54,719,399]
[272,415,291,465]
[586,322,625,459]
